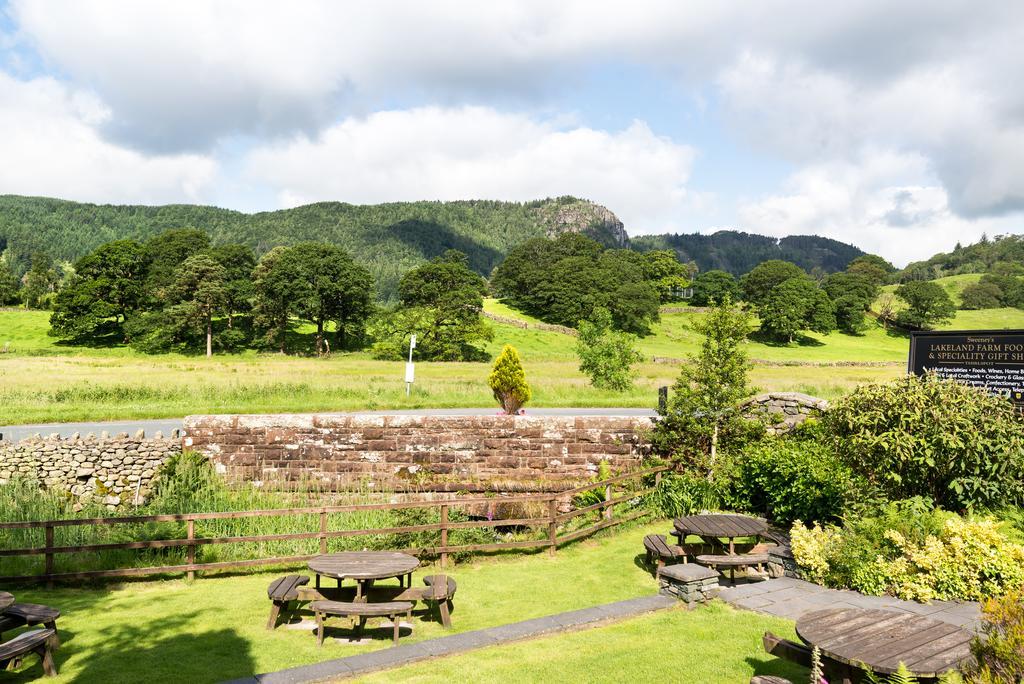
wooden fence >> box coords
[0,466,669,585]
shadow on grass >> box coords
[747,331,825,348]
[746,655,809,682]
[5,608,255,684]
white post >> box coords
[405,334,417,396]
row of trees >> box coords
[49,230,374,357]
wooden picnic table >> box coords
[308,552,420,602]
[673,513,767,553]
[0,592,13,612]
[796,608,974,681]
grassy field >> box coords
[9,280,1024,425]
[1,521,805,683]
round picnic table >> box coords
[308,552,420,602]
[796,608,973,681]
[673,513,767,553]
[0,591,13,612]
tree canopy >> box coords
[894,280,957,329]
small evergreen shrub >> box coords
[488,344,531,414]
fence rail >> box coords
[0,466,670,584]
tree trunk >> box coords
[708,423,719,481]
[227,311,233,329]
[206,317,213,358]
[316,320,324,357]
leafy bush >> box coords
[488,344,531,414]
[730,434,856,525]
[963,588,1024,683]
[645,472,725,518]
[960,282,1004,310]
[824,374,1024,510]
[791,501,1024,602]
[575,307,643,390]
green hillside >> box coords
[631,230,864,275]
[877,274,1024,330]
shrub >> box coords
[791,502,1024,602]
[645,471,725,518]
[960,282,1004,310]
[488,344,531,414]
[824,374,1024,510]
[575,307,642,391]
[963,588,1024,683]
[730,435,856,525]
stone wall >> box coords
[739,392,829,435]
[183,414,652,490]
[0,431,181,509]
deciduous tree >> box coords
[894,281,956,330]
[575,307,643,390]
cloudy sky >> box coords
[2,1,1023,264]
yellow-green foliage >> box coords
[791,516,1024,602]
[964,588,1024,683]
[488,344,531,414]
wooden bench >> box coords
[695,553,769,584]
[0,603,62,647]
[750,677,792,684]
[643,534,687,574]
[310,600,414,646]
[420,575,457,629]
[0,628,58,677]
[266,575,310,629]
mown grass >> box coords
[352,602,803,684]
[0,520,806,683]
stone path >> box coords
[222,595,676,683]
[718,577,981,630]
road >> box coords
[0,408,657,442]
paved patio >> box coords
[718,577,982,630]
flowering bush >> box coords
[791,505,1024,602]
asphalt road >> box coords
[0,408,657,443]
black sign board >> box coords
[908,329,1024,405]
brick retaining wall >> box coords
[183,414,653,490]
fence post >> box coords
[547,497,557,556]
[439,504,449,568]
[604,483,613,521]
[319,510,328,554]
[186,518,196,582]
[655,469,663,486]
[44,523,54,589]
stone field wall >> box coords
[0,431,182,509]
[183,414,653,490]
[739,392,830,435]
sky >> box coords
[1,1,1023,265]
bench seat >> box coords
[0,628,57,677]
[266,575,310,629]
[0,603,61,647]
[696,553,770,584]
[310,600,414,646]
[643,534,687,574]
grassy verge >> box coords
[0,520,805,684]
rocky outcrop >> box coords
[533,198,629,248]
[0,431,181,509]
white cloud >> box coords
[245,106,694,232]
[0,71,216,204]
[738,149,1021,265]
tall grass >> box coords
[0,453,507,579]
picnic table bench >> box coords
[311,600,414,646]
[695,553,770,583]
[0,628,58,677]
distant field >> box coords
[0,307,904,424]
[876,274,1024,330]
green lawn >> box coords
[1,521,805,683]
[353,603,802,684]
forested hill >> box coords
[0,195,626,300]
[896,234,1024,281]
[630,230,864,276]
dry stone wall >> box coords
[739,392,829,435]
[0,431,181,509]
[183,414,652,490]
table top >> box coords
[796,608,973,677]
[0,591,13,612]
[308,552,419,581]
[673,514,767,539]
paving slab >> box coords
[720,577,981,630]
